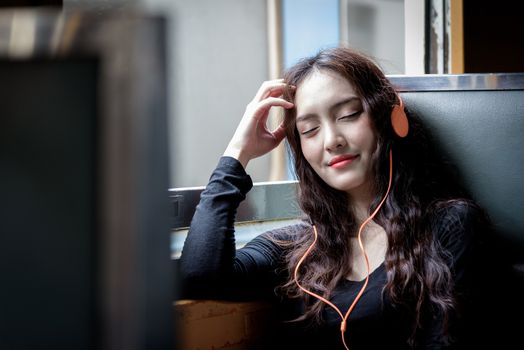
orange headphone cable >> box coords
[293,150,394,350]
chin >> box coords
[326,179,363,193]
[322,169,371,192]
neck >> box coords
[347,180,377,224]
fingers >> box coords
[253,79,283,102]
[271,122,286,142]
[253,79,295,102]
[251,97,294,122]
[225,82,293,167]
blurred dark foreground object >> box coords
[0,0,61,8]
[0,8,174,350]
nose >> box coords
[323,123,346,152]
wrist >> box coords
[223,146,249,169]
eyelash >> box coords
[300,111,362,135]
[338,110,361,121]
[301,127,318,135]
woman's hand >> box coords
[223,79,294,168]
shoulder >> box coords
[430,200,483,227]
[428,200,486,255]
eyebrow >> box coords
[296,96,360,123]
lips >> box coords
[328,154,359,168]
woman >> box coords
[180,47,483,349]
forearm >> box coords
[179,79,292,297]
[179,157,253,290]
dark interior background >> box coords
[464,0,524,73]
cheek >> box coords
[354,118,377,152]
[358,132,376,153]
[299,138,318,166]
[365,131,378,153]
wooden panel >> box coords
[174,300,275,350]
[450,0,464,73]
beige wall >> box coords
[144,0,271,187]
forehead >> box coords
[294,69,358,115]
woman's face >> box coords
[294,69,377,196]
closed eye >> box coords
[301,126,319,135]
[338,110,362,121]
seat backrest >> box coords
[393,74,524,257]
[392,73,524,347]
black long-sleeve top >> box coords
[179,157,481,349]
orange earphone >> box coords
[293,95,408,350]
[391,96,409,138]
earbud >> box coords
[391,96,409,138]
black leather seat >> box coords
[396,75,524,348]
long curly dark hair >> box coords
[278,47,468,346]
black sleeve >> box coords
[178,156,296,300]
[420,202,482,349]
